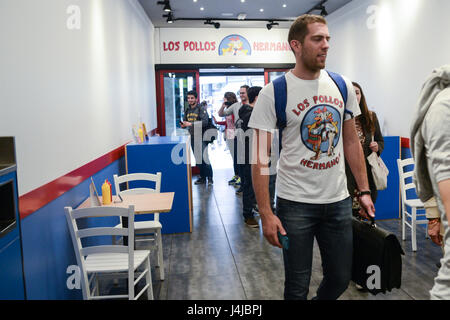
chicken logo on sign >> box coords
[218,34,251,56]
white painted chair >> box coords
[397,158,427,251]
[113,172,165,280]
[65,205,153,300]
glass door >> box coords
[156,70,199,136]
[264,68,290,85]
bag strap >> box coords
[273,75,287,152]
[326,71,353,118]
[273,71,350,152]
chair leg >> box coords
[402,208,406,241]
[145,257,154,300]
[156,231,165,280]
[412,208,417,252]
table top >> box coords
[77,192,175,214]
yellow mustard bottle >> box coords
[102,179,111,205]
[138,125,144,143]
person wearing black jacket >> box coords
[239,86,262,227]
[181,90,213,185]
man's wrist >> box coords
[357,190,371,197]
[428,217,440,223]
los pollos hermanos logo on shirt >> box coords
[294,94,345,171]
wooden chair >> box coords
[113,172,165,280]
[397,158,427,251]
[65,205,153,300]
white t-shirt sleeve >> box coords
[343,77,361,121]
[248,84,277,131]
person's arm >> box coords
[213,115,226,125]
[252,129,286,248]
[218,102,227,117]
[438,179,450,227]
[343,118,375,218]
[371,112,384,155]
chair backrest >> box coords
[65,205,135,300]
[397,158,418,203]
[114,172,162,221]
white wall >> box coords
[326,0,450,137]
[0,0,157,195]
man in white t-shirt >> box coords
[249,14,375,300]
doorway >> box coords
[155,67,289,173]
[198,69,264,170]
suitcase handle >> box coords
[356,214,377,228]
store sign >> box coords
[156,28,295,64]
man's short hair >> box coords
[288,14,327,46]
[247,86,262,104]
[187,90,197,99]
[240,85,250,92]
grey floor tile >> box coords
[167,272,246,300]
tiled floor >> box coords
[108,143,444,300]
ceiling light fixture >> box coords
[157,1,172,13]
[259,8,264,12]
[283,4,287,8]
[306,1,329,17]
[319,5,328,16]
[163,12,174,23]
[266,20,279,30]
[204,19,220,29]
[200,7,204,11]
[237,13,247,20]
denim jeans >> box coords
[241,163,256,219]
[191,138,213,179]
[276,196,353,300]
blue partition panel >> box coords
[20,158,125,300]
[374,136,401,220]
[125,136,192,234]
[0,169,25,300]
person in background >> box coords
[219,85,250,195]
[345,82,384,213]
[238,86,262,228]
[214,92,239,184]
[181,90,213,185]
[410,64,450,300]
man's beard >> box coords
[301,48,326,72]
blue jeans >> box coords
[276,196,352,300]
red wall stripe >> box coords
[19,144,126,220]
[401,137,410,149]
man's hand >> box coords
[260,211,286,249]
[428,219,443,246]
[180,121,192,128]
[358,194,375,220]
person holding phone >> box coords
[181,90,213,185]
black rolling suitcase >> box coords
[352,216,405,295]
